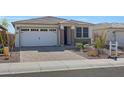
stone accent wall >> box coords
[74,38,91,45]
[71,29,75,45]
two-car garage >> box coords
[20,28,58,47]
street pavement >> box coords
[1,66,124,77]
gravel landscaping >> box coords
[72,50,108,59]
[0,51,20,63]
[71,48,124,59]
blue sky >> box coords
[1,16,124,33]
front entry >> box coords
[60,26,73,46]
[64,27,68,45]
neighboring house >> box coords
[93,23,124,47]
[12,16,93,47]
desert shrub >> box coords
[94,32,107,55]
[75,43,84,51]
[94,32,106,49]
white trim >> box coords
[60,25,64,30]
[18,26,58,47]
[75,27,90,39]
[15,24,59,28]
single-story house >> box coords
[12,16,93,47]
[93,23,124,47]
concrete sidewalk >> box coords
[0,58,124,75]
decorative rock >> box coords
[87,49,98,57]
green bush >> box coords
[0,48,3,54]
[75,43,84,51]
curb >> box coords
[0,59,124,75]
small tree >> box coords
[94,32,107,56]
[0,17,9,47]
[1,17,8,29]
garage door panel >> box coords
[21,32,39,46]
[21,29,57,47]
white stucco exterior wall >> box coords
[89,26,93,38]
[89,26,93,43]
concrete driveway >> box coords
[20,46,85,62]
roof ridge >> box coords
[43,16,67,20]
[70,19,93,24]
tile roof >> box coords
[12,16,93,26]
[95,23,124,28]
[12,16,66,25]
[60,20,93,25]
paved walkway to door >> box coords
[20,47,85,62]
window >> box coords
[83,27,89,38]
[31,29,39,31]
[40,29,48,31]
[21,29,29,31]
[49,29,56,31]
[76,27,82,38]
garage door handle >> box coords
[38,37,40,40]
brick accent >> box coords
[71,29,75,45]
[67,27,71,45]
[56,28,59,46]
[60,29,64,46]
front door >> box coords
[64,27,68,45]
